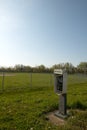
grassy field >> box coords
[0,73,87,130]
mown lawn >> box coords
[0,73,87,130]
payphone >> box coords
[54,69,67,94]
[54,69,67,118]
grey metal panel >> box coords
[54,69,67,94]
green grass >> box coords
[0,73,87,130]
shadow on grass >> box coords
[68,100,87,110]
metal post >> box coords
[30,73,32,87]
[2,72,5,91]
[49,73,51,87]
[59,93,67,115]
[55,93,67,119]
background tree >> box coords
[77,62,87,73]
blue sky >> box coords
[0,0,87,67]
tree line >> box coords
[0,62,87,74]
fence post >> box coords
[49,73,52,87]
[2,72,5,91]
[30,73,32,87]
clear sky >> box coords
[0,0,87,67]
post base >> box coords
[54,111,68,119]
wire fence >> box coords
[0,72,87,92]
[0,72,54,91]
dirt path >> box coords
[46,111,66,126]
